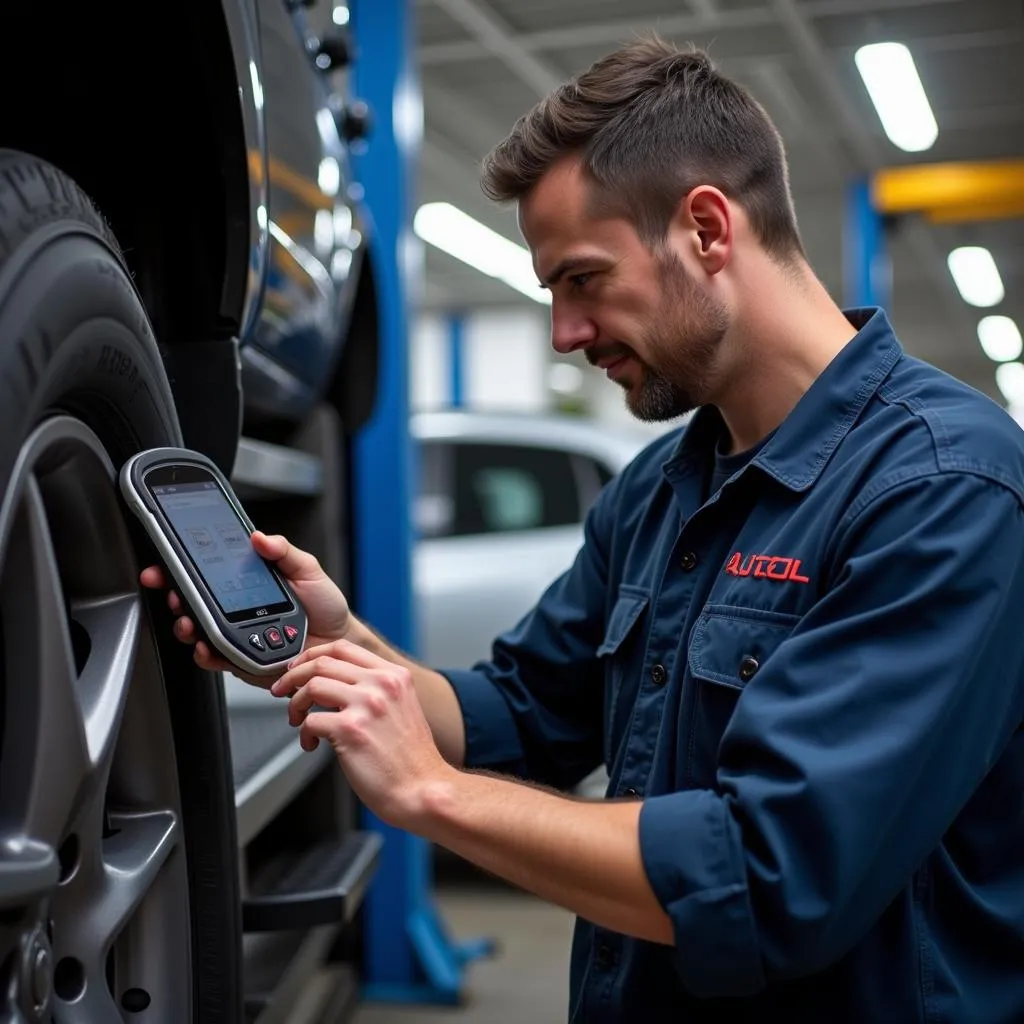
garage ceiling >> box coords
[412,0,1024,401]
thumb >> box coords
[251,531,326,583]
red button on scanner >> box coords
[264,627,285,650]
[283,625,299,644]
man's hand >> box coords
[139,531,352,686]
[272,639,454,827]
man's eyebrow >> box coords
[539,255,598,288]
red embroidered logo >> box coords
[724,552,810,584]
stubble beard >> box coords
[624,251,730,423]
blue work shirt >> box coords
[442,308,1024,1022]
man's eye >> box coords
[569,273,593,290]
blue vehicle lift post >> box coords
[844,177,891,310]
[348,0,495,1004]
[447,313,466,408]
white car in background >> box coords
[411,408,678,798]
[411,409,666,669]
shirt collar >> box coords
[665,307,903,492]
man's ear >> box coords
[673,185,732,274]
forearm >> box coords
[348,616,467,766]
[414,768,673,945]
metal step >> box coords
[242,832,382,932]
[243,926,349,1024]
[230,701,333,847]
[232,436,324,498]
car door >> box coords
[413,439,592,668]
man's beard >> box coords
[616,251,729,422]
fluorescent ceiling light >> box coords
[995,361,1024,407]
[414,202,550,305]
[978,315,1022,363]
[947,246,1005,307]
[854,42,938,152]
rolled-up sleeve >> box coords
[440,476,621,790]
[638,469,1024,998]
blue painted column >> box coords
[348,0,494,1004]
[843,177,892,310]
[447,313,465,408]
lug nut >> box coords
[31,945,51,1007]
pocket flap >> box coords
[689,605,798,689]
[597,585,649,657]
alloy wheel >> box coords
[0,415,191,1022]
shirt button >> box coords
[739,655,760,681]
[622,787,641,798]
[595,944,614,970]
[680,550,697,571]
[650,663,667,686]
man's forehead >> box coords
[518,158,590,232]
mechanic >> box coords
[143,36,1024,1023]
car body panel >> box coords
[216,0,270,344]
[235,0,367,424]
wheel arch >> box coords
[0,1,270,468]
[0,1,262,351]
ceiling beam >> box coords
[685,0,720,18]
[420,0,967,65]
[429,0,562,95]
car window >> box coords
[414,441,455,538]
[451,443,581,537]
[571,453,617,510]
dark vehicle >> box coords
[0,1,381,1021]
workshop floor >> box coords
[352,857,576,1024]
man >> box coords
[144,36,1024,1023]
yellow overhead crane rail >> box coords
[871,159,1024,224]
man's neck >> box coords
[714,263,858,454]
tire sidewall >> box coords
[0,226,181,483]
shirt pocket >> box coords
[597,583,650,764]
[685,604,800,787]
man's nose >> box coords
[550,304,597,356]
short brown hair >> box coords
[480,36,804,261]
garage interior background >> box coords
[397,0,1023,431]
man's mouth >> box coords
[588,347,631,371]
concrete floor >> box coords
[353,860,576,1024]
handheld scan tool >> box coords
[120,448,307,676]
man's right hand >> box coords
[139,530,352,687]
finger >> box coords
[139,566,167,589]
[281,637,389,678]
[287,672,366,725]
[173,616,197,645]
[272,647,363,696]
[167,590,183,614]
[193,640,234,675]
[299,712,341,752]
[251,531,326,583]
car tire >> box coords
[0,150,243,1022]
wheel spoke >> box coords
[0,838,59,911]
[55,810,179,954]
[72,594,141,781]
[0,477,90,850]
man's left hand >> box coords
[272,639,453,827]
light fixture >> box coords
[947,246,1005,307]
[414,202,550,305]
[978,315,1022,363]
[995,362,1024,407]
[854,42,938,153]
